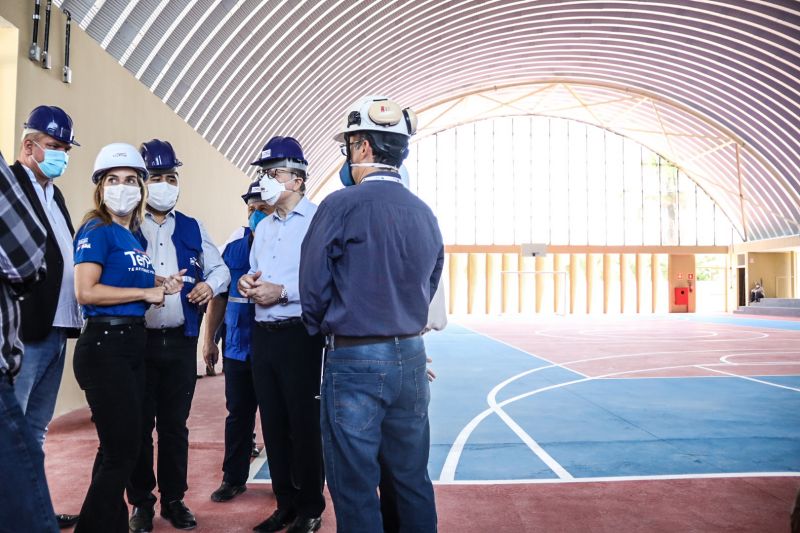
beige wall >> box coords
[747,252,792,298]
[1,1,251,417]
[668,254,696,313]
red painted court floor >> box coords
[44,315,800,532]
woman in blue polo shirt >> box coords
[72,143,183,533]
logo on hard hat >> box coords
[113,152,127,158]
[261,150,271,158]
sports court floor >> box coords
[48,313,800,531]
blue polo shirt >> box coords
[299,173,444,337]
[74,219,156,318]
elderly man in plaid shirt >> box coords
[0,152,59,533]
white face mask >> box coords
[147,182,180,211]
[259,177,286,206]
[103,184,141,216]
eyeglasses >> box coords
[257,167,297,180]
[339,139,363,156]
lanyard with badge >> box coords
[361,174,403,184]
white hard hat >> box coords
[333,95,417,143]
[92,142,148,184]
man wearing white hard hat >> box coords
[300,96,443,532]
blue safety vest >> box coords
[136,211,205,337]
[221,227,254,361]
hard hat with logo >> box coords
[249,136,308,173]
[92,143,148,184]
[140,139,183,172]
[333,95,417,143]
[23,105,80,146]
[241,180,265,203]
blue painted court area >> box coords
[683,314,800,331]
[252,323,800,483]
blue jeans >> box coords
[15,328,68,447]
[321,336,437,533]
[0,377,59,532]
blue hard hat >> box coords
[241,180,263,203]
[140,139,183,172]
[24,105,79,146]
[249,136,308,171]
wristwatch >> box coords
[278,286,289,305]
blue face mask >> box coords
[249,210,267,233]
[33,142,69,179]
[339,161,355,187]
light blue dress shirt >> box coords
[248,196,317,323]
[23,165,82,329]
[142,211,230,328]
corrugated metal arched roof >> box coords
[56,0,800,241]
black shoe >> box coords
[129,506,154,533]
[56,514,79,529]
[286,516,322,533]
[253,508,297,532]
[210,481,247,502]
[251,442,262,458]
[160,500,197,530]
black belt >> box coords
[86,316,145,327]
[256,317,303,331]
[146,326,184,336]
[331,333,419,349]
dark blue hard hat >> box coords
[140,139,183,172]
[249,136,308,172]
[241,180,264,203]
[24,105,79,146]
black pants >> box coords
[222,356,258,485]
[73,322,146,533]
[128,328,198,506]
[251,322,325,518]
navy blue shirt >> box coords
[299,173,444,337]
[74,219,156,318]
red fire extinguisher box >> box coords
[674,287,689,305]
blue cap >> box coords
[24,106,79,146]
[140,139,182,172]
[241,180,263,203]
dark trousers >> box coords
[251,322,325,518]
[222,356,258,485]
[379,459,400,533]
[73,322,146,533]
[128,328,197,506]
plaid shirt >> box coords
[0,152,46,376]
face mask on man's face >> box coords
[32,141,69,179]
[147,182,180,211]
[259,177,287,206]
[249,210,267,232]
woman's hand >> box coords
[143,286,166,306]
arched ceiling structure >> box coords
[54,0,800,241]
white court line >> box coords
[433,471,800,485]
[247,450,269,484]
[439,343,800,482]
[720,352,800,365]
[487,374,573,479]
[454,323,590,378]
[533,328,769,342]
[697,366,800,392]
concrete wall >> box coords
[1,1,251,417]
